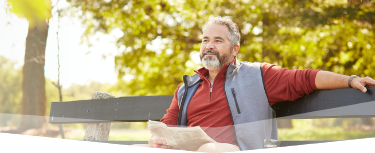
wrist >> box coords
[348,75,358,88]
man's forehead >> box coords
[202,36,225,39]
[202,24,229,38]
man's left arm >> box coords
[315,71,375,93]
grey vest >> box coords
[176,61,278,150]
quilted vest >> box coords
[176,61,278,150]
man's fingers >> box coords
[354,81,367,93]
[149,138,168,149]
[362,87,367,93]
[359,83,367,93]
[159,145,172,149]
[150,143,171,149]
[364,77,375,85]
[357,77,375,92]
[150,143,158,148]
[153,139,167,145]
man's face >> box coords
[200,24,235,70]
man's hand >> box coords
[315,71,375,92]
[148,135,172,149]
[351,77,375,93]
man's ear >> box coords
[232,45,240,56]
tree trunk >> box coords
[18,21,49,131]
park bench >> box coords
[49,87,375,148]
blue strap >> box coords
[180,82,201,126]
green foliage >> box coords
[66,0,375,96]
[293,118,375,129]
[110,122,147,129]
[277,119,375,140]
[6,0,52,27]
[259,0,375,75]
[0,56,22,126]
[45,79,60,117]
[62,81,115,101]
[279,127,375,140]
[63,129,151,141]
[108,129,151,141]
[67,0,264,96]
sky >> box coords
[0,0,122,88]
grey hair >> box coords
[202,16,241,49]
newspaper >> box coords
[147,120,216,151]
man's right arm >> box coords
[148,86,180,148]
[160,85,181,125]
[261,63,319,106]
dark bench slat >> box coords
[274,87,375,118]
[49,88,375,124]
[49,95,173,123]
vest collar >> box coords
[227,58,241,77]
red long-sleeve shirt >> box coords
[161,63,319,146]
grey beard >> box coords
[201,56,221,70]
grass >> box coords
[277,119,375,141]
[278,127,375,141]
[108,130,151,141]
[63,129,151,141]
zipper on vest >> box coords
[231,88,241,114]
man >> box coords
[148,16,375,152]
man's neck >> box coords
[207,70,220,83]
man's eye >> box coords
[216,40,222,42]
[202,40,208,42]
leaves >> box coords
[66,0,375,95]
[0,56,22,115]
[6,0,52,28]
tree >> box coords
[0,56,22,126]
[6,0,52,131]
[259,0,375,126]
[67,0,263,96]
[66,0,375,127]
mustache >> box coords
[202,50,219,57]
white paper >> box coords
[147,120,216,151]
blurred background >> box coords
[0,0,375,141]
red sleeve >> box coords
[160,85,180,126]
[261,63,320,106]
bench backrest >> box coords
[49,87,375,124]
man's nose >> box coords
[206,41,215,50]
